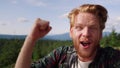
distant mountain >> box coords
[0,33,71,40]
[0,32,111,40]
[103,32,111,36]
[43,33,71,40]
[43,32,111,40]
[0,34,26,39]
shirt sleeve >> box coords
[31,46,67,68]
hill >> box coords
[0,32,111,40]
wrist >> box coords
[26,35,38,44]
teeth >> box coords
[80,42,90,46]
[81,42,89,44]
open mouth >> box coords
[80,41,91,48]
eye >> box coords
[89,26,98,30]
[75,26,83,31]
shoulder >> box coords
[104,47,120,67]
[31,46,73,68]
[100,47,120,62]
[92,47,120,67]
[102,47,120,56]
[51,45,76,62]
[53,46,74,55]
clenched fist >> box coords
[28,18,52,41]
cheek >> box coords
[70,29,79,38]
[72,32,82,46]
[73,31,82,39]
[70,27,82,40]
[93,32,102,42]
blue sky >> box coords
[0,0,120,35]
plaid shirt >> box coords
[31,46,120,68]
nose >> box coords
[82,27,90,37]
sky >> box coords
[0,0,120,35]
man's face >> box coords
[70,12,102,60]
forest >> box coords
[0,30,120,68]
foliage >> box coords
[0,39,24,68]
[0,39,72,68]
[100,29,120,48]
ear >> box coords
[69,27,73,39]
[100,31,102,40]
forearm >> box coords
[15,18,51,68]
[15,36,37,68]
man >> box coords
[15,4,120,68]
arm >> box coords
[15,18,52,68]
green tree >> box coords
[108,28,118,47]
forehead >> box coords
[75,12,99,26]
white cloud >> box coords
[11,0,18,4]
[116,17,120,22]
[59,12,69,18]
[26,0,46,7]
[0,21,11,26]
[17,17,29,23]
[104,17,120,33]
[0,21,6,26]
[1,23,7,26]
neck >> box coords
[77,49,97,62]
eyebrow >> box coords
[74,22,99,27]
